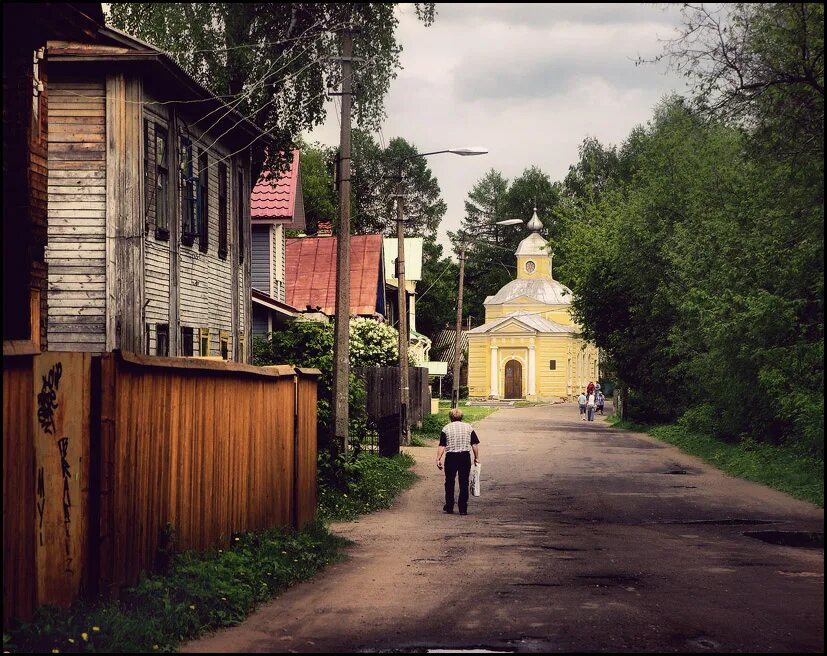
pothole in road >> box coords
[743,530,824,549]
[576,574,641,587]
[663,468,690,475]
[659,518,776,526]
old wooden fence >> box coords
[354,366,431,454]
[2,349,319,624]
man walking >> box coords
[436,408,481,515]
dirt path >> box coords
[181,404,824,653]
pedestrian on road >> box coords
[578,391,587,420]
[596,390,605,416]
[587,381,595,395]
[586,391,596,421]
[436,408,480,515]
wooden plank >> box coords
[3,357,36,623]
[32,352,90,608]
[49,160,106,171]
[48,192,106,201]
[48,170,105,179]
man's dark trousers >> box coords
[444,451,472,513]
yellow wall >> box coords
[516,254,552,280]
[467,333,599,400]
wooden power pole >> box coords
[332,29,353,453]
[395,175,410,445]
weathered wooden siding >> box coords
[142,114,170,355]
[106,74,145,354]
[46,79,106,352]
[251,225,271,293]
[176,124,234,357]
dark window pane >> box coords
[198,150,209,252]
[218,163,228,259]
[181,326,194,356]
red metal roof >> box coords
[286,235,384,316]
[251,149,300,220]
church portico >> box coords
[467,209,599,402]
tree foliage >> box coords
[416,239,459,338]
[107,3,436,174]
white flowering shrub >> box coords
[349,317,399,368]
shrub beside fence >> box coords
[2,349,320,623]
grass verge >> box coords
[318,452,419,522]
[3,523,348,653]
[609,416,824,507]
[410,401,499,446]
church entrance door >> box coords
[504,360,523,399]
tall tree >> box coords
[297,141,336,235]
[350,131,447,238]
[107,3,436,174]
[415,239,459,339]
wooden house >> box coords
[250,150,305,337]
[3,3,104,354]
[40,23,268,361]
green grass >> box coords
[3,523,348,653]
[609,416,824,507]
[410,402,499,446]
[318,452,419,522]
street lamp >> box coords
[393,146,487,445]
[451,218,523,408]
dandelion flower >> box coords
[68,639,76,644]
[81,633,88,641]
[52,650,60,654]
[153,645,159,651]
[189,604,196,610]
[91,626,100,633]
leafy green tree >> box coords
[107,3,436,174]
[298,141,336,235]
[415,239,459,339]
[349,131,447,238]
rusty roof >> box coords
[286,235,384,316]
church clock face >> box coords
[525,260,536,274]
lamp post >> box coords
[393,147,487,444]
[451,218,523,408]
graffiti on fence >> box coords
[57,437,73,574]
[37,362,62,435]
[36,466,45,547]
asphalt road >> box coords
[181,403,824,653]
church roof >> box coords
[468,312,576,335]
[484,277,572,306]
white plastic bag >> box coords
[470,462,481,497]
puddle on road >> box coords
[744,530,824,549]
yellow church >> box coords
[467,210,599,401]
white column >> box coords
[489,344,499,397]
[527,343,536,396]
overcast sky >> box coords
[307,3,690,252]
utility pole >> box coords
[394,175,410,445]
[451,244,466,408]
[331,28,353,454]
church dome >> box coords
[484,277,572,306]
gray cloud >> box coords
[435,3,679,28]
[455,51,678,101]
